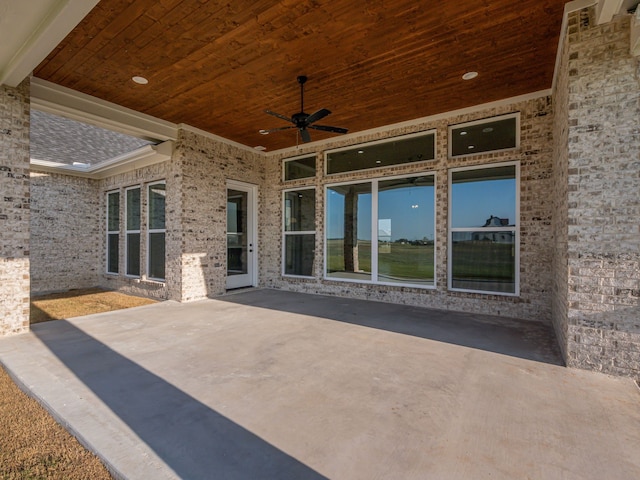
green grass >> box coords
[327,240,434,281]
[326,239,514,283]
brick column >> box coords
[554,8,640,379]
[0,79,30,336]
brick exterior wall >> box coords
[30,171,101,294]
[169,128,266,301]
[263,95,555,323]
[555,8,640,379]
[0,80,30,336]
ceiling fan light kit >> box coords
[261,75,348,144]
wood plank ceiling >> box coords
[34,0,567,151]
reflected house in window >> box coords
[453,215,514,243]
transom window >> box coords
[325,131,435,175]
[283,155,316,181]
[449,113,519,157]
[325,174,435,287]
[448,162,519,295]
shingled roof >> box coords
[30,109,153,166]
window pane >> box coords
[285,234,315,276]
[284,156,316,181]
[149,183,165,230]
[327,133,435,175]
[378,176,434,285]
[451,166,516,228]
[107,233,119,273]
[149,232,165,280]
[450,115,517,157]
[284,190,315,232]
[451,231,516,293]
[126,232,140,276]
[107,192,119,231]
[126,188,141,230]
[326,183,372,280]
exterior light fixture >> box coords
[462,71,478,80]
[132,76,148,84]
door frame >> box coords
[226,179,258,289]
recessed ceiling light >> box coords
[459,131,467,135]
[132,76,148,85]
[254,145,266,151]
[468,145,475,149]
[462,71,478,80]
[358,150,364,154]
[482,127,494,133]
[259,129,269,135]
[375,160,382,164]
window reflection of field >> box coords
[451,240,515,293]
[327,239,434,284]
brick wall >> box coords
[0,80,30,335]
[262,95,555,323]
[558,9,640,378]
[170,128,266,301]
[30,171,101,294]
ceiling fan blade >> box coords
[308,124,348,134]
[260,126,296,133]
[300,128,312,143]
[265,110,293,123]
[306,108,331,125]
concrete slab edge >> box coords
[0,359,127,480]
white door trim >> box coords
[226,180,258,289]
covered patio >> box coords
[0,289,638,479]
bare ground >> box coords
[1,288,158,479]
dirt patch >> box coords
[0,365,113,479]
[31,287,157,324]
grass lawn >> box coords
[31,287,157,324]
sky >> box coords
[327,177,515,241]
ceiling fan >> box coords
[260,75,348,143]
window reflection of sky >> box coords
[327,184,435,241]
[452,179,516,228]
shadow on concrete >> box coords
[32,320,327,480]
[220,289,563,366]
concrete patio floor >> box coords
[0,289,639,479]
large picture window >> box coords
[106,191,119,274]
[449,163,519,295]
[326,174,435,287]
[147,182,166,281]
[283,188,316,277]
[125,186,141,277]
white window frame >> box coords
[125,185,141,278]
[324,130,437,176]
[282,187,316,278]
[106,190,120,275]
[282,153,317,182]
[147,181,166,282]
[448,112,520,159]
[447,161,520,296]
[324,172,437,289]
